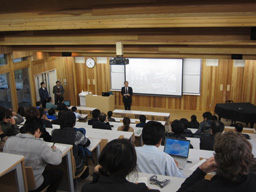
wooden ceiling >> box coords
[1,0,256,58]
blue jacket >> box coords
[39,87,50,101]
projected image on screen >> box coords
[164,139,190,158]
[126,58,183,96]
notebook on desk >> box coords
[47,143,67,153]
[164,137,190,170]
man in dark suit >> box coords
[200,120,224,150]
[39,82,51,108]
[92,113,111,130]
[53,81,65,105]
[121,81,133,110]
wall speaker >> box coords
[231,54,243,60]
[62,52,72,57]
[251,27,256,40]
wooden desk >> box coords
[113,109,170,125]
[127,172,185,192]
[113,117,166,125]
[68,106,96,118]
[86,95,115,114]
[0,153,26,192]
[86,138,101,162]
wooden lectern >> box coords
[85,95,115,114]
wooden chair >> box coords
[25,167,49,192]
[100,139,108,152]
[118,135,124,139]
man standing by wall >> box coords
[39,82,51,108]
[121,81,133,110]
[53,81,65,105]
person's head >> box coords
[123,117,131,131]
[191,115,197,122]
[0,106,6,121]
[171,120,185,135]
[56,80,60,86]
[124,81,129,87]
[107,111,113,118]
[36,101,42,107]
[17,106,26,117]
[203,112,212,121]
[142,121,165,146]
[92,109,101,119]
[38,108,45,118]
[59,97,64,103]
[235,123,243,133]
[212,115,218,121]
[71,106,77,112]
[23,118,43,138]
[180,118,189,129]
[211,120,224,135]
[214,131,253,181]
[98,113,107,123]
[25,107,40,121]
[40,82,45,88]
[98,139,136,178]
[139,115,146,123]
[5,109,13,119]
[48,108,55,116]
[60,111,76,128]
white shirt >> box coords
[135,145,184,177]
[73,112,82,119]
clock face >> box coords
[86,58,95,68]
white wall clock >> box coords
[86,58,95,68]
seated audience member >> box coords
[4,118,63,192]
[88,109,101,125]
[235,123,250,140]
[17,106,26,117]
[71,106,87,121]
[107,111,116,122]
[187,115,200,129]
[51,111,63,125]
[136,115,146,128]
[212,115,218,121]
[47,108,57,120]
[168,120,193,148]
[136,121,184,177]
[180,118,193,137]
[118,117,135,143]
[93,113,112,130]
[82,139,159,192]
[56,97,68,111]
[36,101,42,109]
[21,107,51,142]
[6,108,24,124]
[39,108,53,128]
[52,111,90,178]
[196,112,212,134]
[178,131,256,192]
[0,106,20,136]
[200,120,224,150]
[46,99,57,110]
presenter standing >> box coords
[53,81,65,104]
[39,82,51,108]
[121,81,133,110]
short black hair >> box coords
[191,115,197,121]
[203,112,212,120]
[59,97,64,102]
[180,118,189,129]
[235,123,243,133]
[56,80,60,84]
[36,101,41,107]
[99,139,136,177]
[25,107,40,121]
[0,106,6,121]
[139,115,146,123]
[171,120,185,135]
[98,113,106,122]
[5,109,12,118]
[211,120,224,135]
[107,111,113,117]
[71,106,77,112]
[17,106,26,117]
[38,108,45,118]
[92,109,101,119]
[48,108,55,116]
[142,121,165,145]
[212,115,218,121]
[60,111,76,128]
[23,118,43,135]
[40,82,45,86]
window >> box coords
[0,54,7,66]
[13,57,28,63]
[14,68,31,108]
[0,73,12,108]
